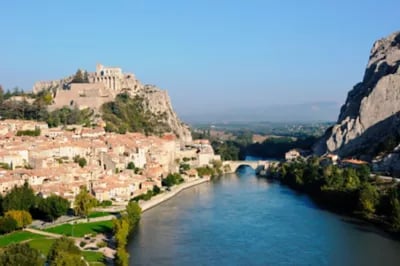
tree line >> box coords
[0,236,88,266]
[268,158,400,233]
[113,201,142,266]
[0,182,103,235]
[0,182,70,234]
[0,85,94,128]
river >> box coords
[128,167,400,266]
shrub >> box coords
[16,128,40,137]
[162,173,184,187]
[47,236,83,265]
[0,243,44,266]
[5,210,32,228]
[153,185,161,195]
[127,162,135,170]
[96,241,107,248]
[115,247,129,266]
[0,216,17,234]
[99,200,112,207]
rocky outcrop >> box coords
[32,65,192,144]
[138,85,192,143]
[314,31,400,162]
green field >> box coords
[28,238,55,255]
[88,212,112,219]
[29,239,105,265]
[83,251,105,264]
[0,231,45,247]
[44,220,113,237]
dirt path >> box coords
[24,228,63,238]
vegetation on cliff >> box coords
[71,69,89,83]
[208,133,316,160]
[243,136,316,159]
[102,93,171,135]
[0,87,94,127]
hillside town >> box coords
[0,119,220,205]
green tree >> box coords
[0,243,44,266]
[390,197,400,232]
[42,91,53,105]
[78,157,87,168]
[113,218,130,248]
[73,156,87,168]
[47,236,84,266]
[126,201,141,231]
[153,185,161,195]
[51,253,86,266]
[37,194,70,221]
[115,247,129,266]
[358,182,379,218]
[72,69,84,83]
[5,210,32,228]
[357,165,371,182]
[162,173,184,187]
[2,181,36,212]
[389,188,400,232]
[0,216,17,234]
[342,168,360,190]
[179,163,190,172]
[74,186,97,218]
[127,162,135,170]
[0,85,4,103]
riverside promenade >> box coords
[140,177,210,212]
[40,177,211,228]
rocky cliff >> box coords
[32,65,192,144]
[314,31,400,165]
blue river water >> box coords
[128,168,400,266]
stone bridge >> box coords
[222,160,277,174]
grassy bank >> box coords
[0,231,45,247]
[44,220,113,237]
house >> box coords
[285,149,301,161]
[320,153,339,166]
[341,158,368,168]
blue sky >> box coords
[1,0,399,121]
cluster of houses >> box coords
[0,120,220,205]
[284,148,368,168]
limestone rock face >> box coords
[314,31,400,159]
[32,65,192,144]
[138,85,192,143]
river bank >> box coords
[264,160,400,238]
[128,169,400,266]
[140,177,211,212]
[112,176,211,264]
[40,177,212,228]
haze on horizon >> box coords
[1,0,399,123]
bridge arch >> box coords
[222,160,270,174]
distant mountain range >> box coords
[181,101,341,123]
